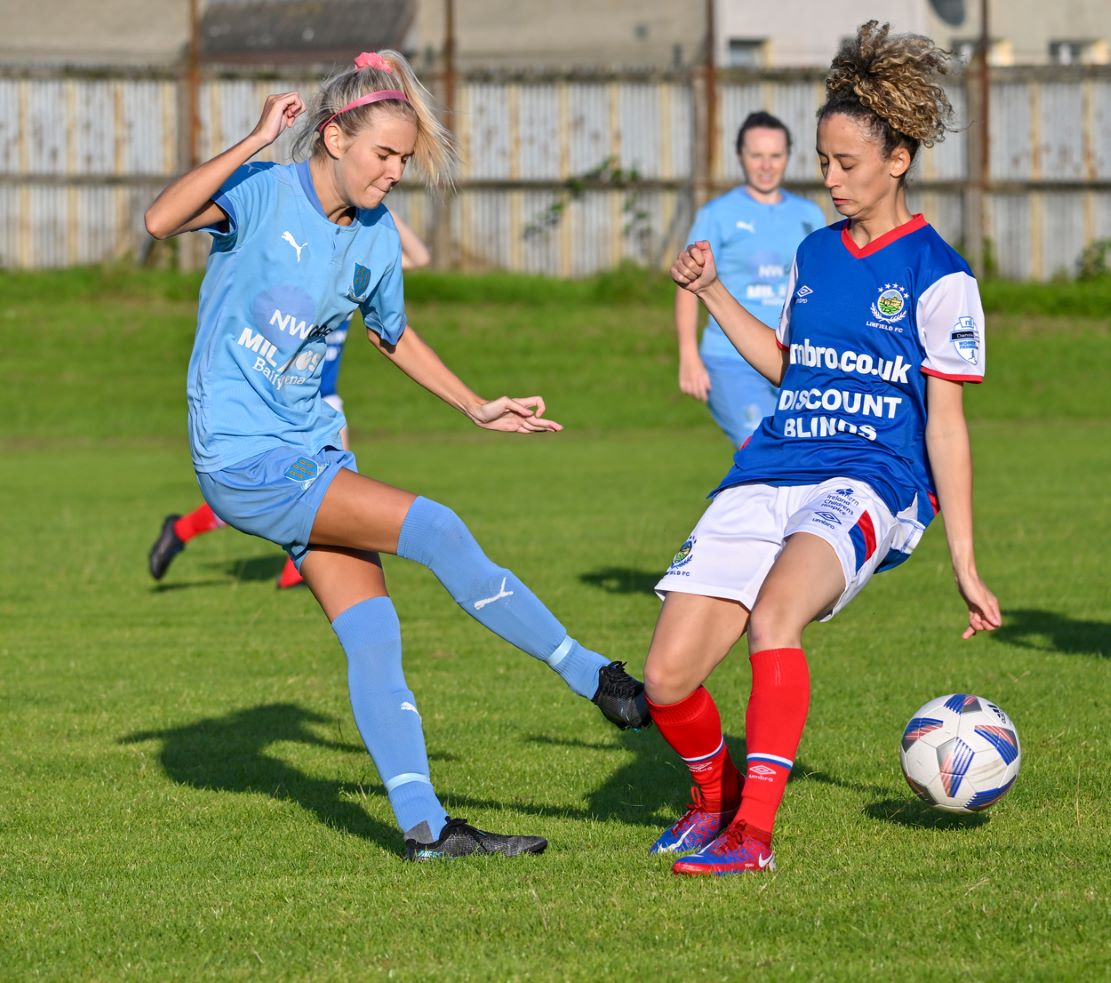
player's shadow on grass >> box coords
[503,733,888,830]
[863,798,990,830]
[577,567,661,596]
[149,555,287,593]
[120,702,446,852]
[993,608,1110,658]
[214,555,288,583]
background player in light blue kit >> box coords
[645,21,1002,878]
[676,112,825,447]
[143,49,648,862]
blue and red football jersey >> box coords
[715,214,986,553]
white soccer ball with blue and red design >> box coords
[899,693,1021,813]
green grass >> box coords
[1,269,1109,981]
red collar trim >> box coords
[840,213,927,258]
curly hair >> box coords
[819,20,954,161]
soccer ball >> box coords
[899,694,1021,813]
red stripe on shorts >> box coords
[856,511,876,561]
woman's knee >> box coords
[746,596,807,652]
[398,497,472,565]
[643,644,706,704]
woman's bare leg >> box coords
[307,468,647,726]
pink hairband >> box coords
[318,52,409,132]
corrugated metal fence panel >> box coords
[520,189,563,274]
[28,79,68,175]
[1095,80,1111,179]
[917,84,967,182]
[1042,190,1087,278]
[72,187,117,265]
[463,82,512,179]
[992,193,1033,280]
[617,82,661,177]
[666,81,694,181]
[122,81,176,175]
[0,80,20,173]
[772,79,827,184]
[992,81,1033,181]
[566,84,612,175]
[74,81,116,174]
[1095,191,1111,248]
[717,81,761,181]
[907,190,964,246]
[208,80,260,158]
[31,186,66,265]
[1,68,1108,277]
[0,185,20,266]
[516,84,561,181]
[1039,81,1086,181]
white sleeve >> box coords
[916,271,986,382]
[776,257,798,350]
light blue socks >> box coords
[396,496,608,699]
[331,596,447,841]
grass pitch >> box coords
[1,268,1108,981]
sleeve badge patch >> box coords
[950,315,980,365]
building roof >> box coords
[200,0,415,65]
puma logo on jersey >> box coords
[281,231,307,262]
[735,220,756,233]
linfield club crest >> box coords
[670,537,696,569]
[870,282,910,323]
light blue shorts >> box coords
[701,351,779,449]
[196,446,357,567]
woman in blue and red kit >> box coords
[644,21,1002,875]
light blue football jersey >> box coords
[187,161,406,472]
[689,187,825,359]
[715,215,986,568]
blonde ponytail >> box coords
[292,49,457,191]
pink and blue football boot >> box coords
[671,821,776,876]
[649,787,738,856]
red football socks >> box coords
[277,556,304,589]
[173,503,224,542]
[648,686,742,810]
[736,647,811,843]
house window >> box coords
[727,39,767,68]
[1049,39,1109,65]
[952,38,1013,66]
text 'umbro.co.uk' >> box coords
[789,338,912,384]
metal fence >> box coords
[1,63,1109,278]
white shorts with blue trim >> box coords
[655,478,914,620]
[196,445,357,567]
